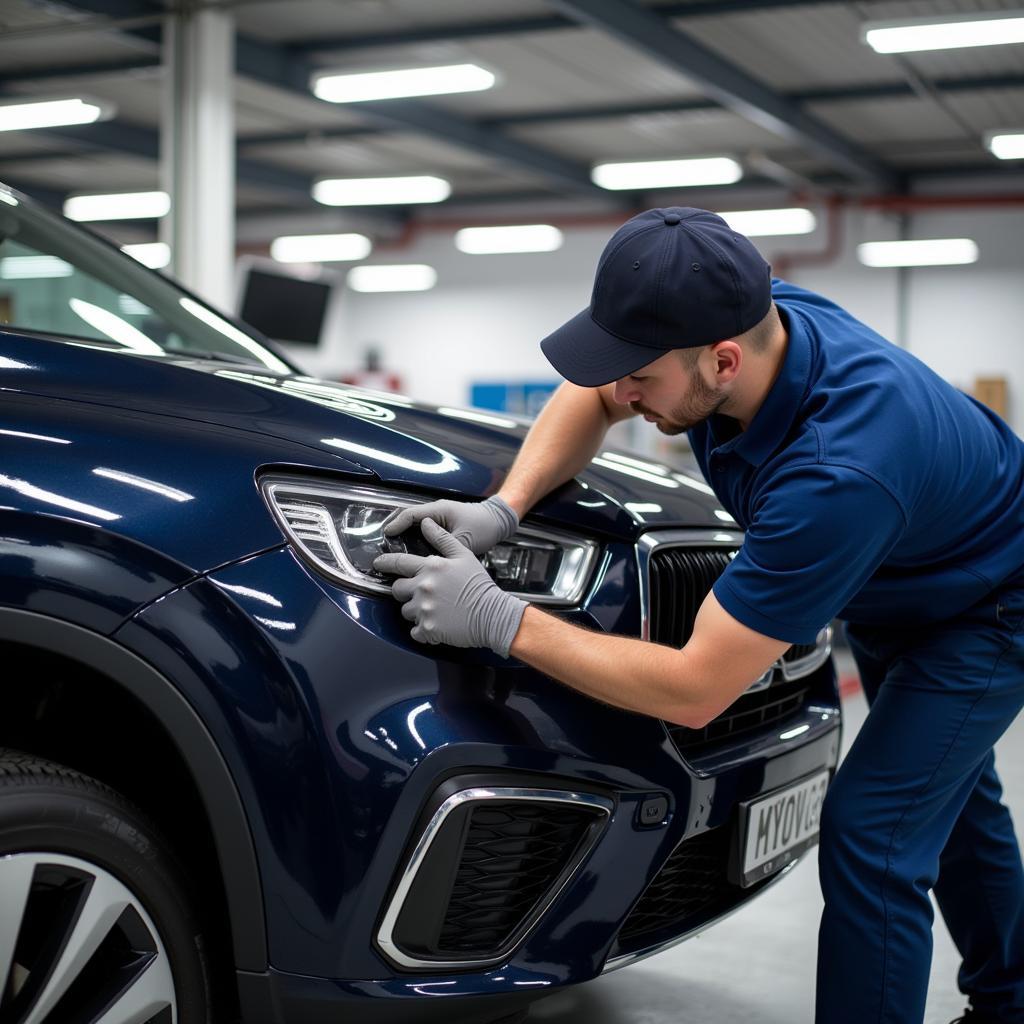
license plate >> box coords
[738,770,830,887]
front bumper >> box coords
[118,537,840,1019]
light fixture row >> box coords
[311,158,749,203]
[51,129,1024,228]
[267,209,818,267]
[3,227,979,291]
[267,224,570,263]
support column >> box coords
[161,4,235,310]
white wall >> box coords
[276,198,1024,440]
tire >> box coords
[0,749,211,1023]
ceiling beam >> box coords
[549,0,896,188]
[0,58,159,90]
[18,120,318,200]
[482,74,1024,126]
[285,0,832,53]
[0,148,85,166]
[230,71,1024,151]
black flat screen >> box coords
[239,268,331,346]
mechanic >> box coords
[373,207,1024,1024]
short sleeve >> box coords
[712,463,907,643]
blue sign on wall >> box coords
[470,381,560,418]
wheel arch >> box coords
[0,607,267,972]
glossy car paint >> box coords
[0,237,841,1021]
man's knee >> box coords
[817,773,879,882]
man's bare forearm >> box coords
[508,605,719,727]
[497,381,623,518]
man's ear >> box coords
[710,340,742,383]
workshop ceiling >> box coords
[2,0,1023,241]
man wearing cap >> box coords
[374,207,1024,1024]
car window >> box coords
[0,186,294,373]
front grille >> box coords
[437,802,597,955]
[649,547,732,647]
[613,826,737,952]
[646,541,827,759]
[786,642,818,661]
[667,678,811,756]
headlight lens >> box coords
[261,477,599,605]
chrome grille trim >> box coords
[376,786,613,971]
[636,530,832,691]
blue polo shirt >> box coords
[689,279,1024,645]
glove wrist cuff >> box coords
[489,592,528,659]
[484,494,520,542]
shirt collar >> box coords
[709,301,812,468]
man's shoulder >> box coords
[770,277,845,315]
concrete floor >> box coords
[527,650,1024,1024]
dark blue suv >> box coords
[0,182,840,1024]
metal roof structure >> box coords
[2,0,1023,242]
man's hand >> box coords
[373,518,527,657]
[382,495,519,556]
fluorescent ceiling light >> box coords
[0,189,19,207]
[313,175,450,207]
[122,242,170,269]
[271,233,372,263]
[64,191,170,222]
[857,239,979,268]
[0,98,106,132]
[347,264,437,293]
[718,207,816,236]
[863,12,1024,53]
[986,131,1024,160]
[312,63,495,103]
[592,157,742,190]
[0,256,73,280]
[454,224,564,254]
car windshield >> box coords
[0,183,296,373]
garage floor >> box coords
[528,650,1024,1024]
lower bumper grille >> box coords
[378,785,611,970]
[613,825,738,953]
[439,802,599,955]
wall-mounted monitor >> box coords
[235,257,339,347]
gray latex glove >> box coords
[373,517,527,658]
[382,494,519,556]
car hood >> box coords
[2,333,734,537]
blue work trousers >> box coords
[815,575,1024,1024]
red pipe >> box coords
[771,193,844,278]
[859,193,1024,210]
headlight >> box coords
[260,477,600,605]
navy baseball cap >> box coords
[540,207,773,387]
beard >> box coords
[631,372,727,435]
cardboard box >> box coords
[974,377,1009,419]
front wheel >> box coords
[0,750,211,1023]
